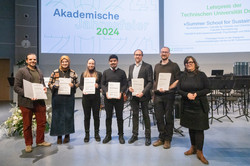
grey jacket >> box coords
[14,66,46,108]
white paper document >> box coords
[23,79,47,99]
[83,77,96,94]
[132,78,144,96]
[58,78,71,95]
[108,82,120,99]
[157,73,172,91]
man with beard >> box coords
[101,54,127,144]
[152,47,180,149]
[127,49,153,146]
[14,53,51,153]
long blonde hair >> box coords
[83,58,98,81]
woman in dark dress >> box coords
[48,55,78,144]
[178,56,210,165]
[79,58,102,142]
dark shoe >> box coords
[84,133,90,142]
[103,135,112,144]
[197,150,209,165]
[95,133,101,142]
[163,140,171,149]
[128,135,138,144]
[57,136,62,144]
[145,137,151,146]
[63,134,70,144]
[153,139,163,147]
[119,135,125,144]
[184,145,196,155]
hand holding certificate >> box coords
[58,78,71,95]
[107,82,120,99]
[23,79,47,100]
[157,73,171,91]
[132,78,144,96]
[83,77,96,94]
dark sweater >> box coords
[79,71,102,95]
[101,68,127,95]
[178,71,210,130]
[153,59,180,94]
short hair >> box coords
[26,53,36,60]
[109,54,118,61]
[134,49,143,56]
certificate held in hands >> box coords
[108,82,120,99]
[83,77,96,94]
[157,73,171,91]
[132,78,144,96]
[23,79,47,99]
[58,78,71,95]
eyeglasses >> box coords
[161,51,170,53]
[135,54,142,56]
[185,61,194,65]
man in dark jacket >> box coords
[127,49,153,146]
[14,53,51,153]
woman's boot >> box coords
[184,145,196,155]
[197,150,209,164]
[63,134,70,144]
[57,136,62,144]
[84,132,90,142]
[95,131,101,142]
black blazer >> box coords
[127,61,153,100]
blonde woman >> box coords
[79,58,102,142]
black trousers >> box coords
[104,96,124,136]
[82,94,100,133]
[154,93,175,142]
[189,129,204,151]
[130,96,151,137]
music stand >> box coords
[217,80,234,122]
[211,70,224,77]
[234,79,250,121]
[208,78,223,124]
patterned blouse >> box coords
[48,68,78,91]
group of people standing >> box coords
[14,46,210,165]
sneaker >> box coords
[25,145,32,153]
[153,139,163,147]
[163,140,171,149]
[37,141,52,147]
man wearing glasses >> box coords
[127,49,153,146]
[152,47,180,149]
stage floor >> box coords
[0,99,250,166]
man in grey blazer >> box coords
[127,49,153,146]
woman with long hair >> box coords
[79,58,102,142]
